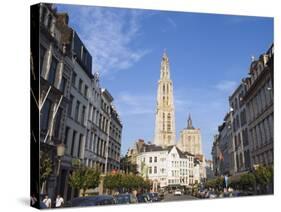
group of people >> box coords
[42,194,64,208]
[31,193,64,208]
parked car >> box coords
[159,191,165,200]
[197,190,207,198]
[232,191,249,197]
[115,193,138,204]
[206,191,217,199]
[183,189,191,195]
[40,201,48,209]
[174,189,182,196]
[147,192,161,202]
[136,193,152,203]
[223,192,232,198]
[66,195,116,207]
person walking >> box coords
[30,194,37,206]
[43,195,52,208]
[55,194,64,208]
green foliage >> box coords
[205,166,274,193]
[205,179,216,188]
[68,166,100,196]
[104,173,122,191]
[254,166,272,186]
[265,165,273,183]
[239,173,256,190]
[120,156,138,174]
[103,173,150,192]
[143,179,152,190]
[40,153,53,187]
[215,177,224,188]
[205,177,225,189]
[253,165,274,194]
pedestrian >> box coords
[30,193,37,206]
[55,194,64,208]
[43,195,52,208]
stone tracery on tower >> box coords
[154,50,176,147]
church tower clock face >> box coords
[154,50,176,147]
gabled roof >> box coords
[138,144,195,159]
[183,151,195,157]
[167,146,191,159]
[139,144,166,153]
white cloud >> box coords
[167,17,177,28]
[68,6,150,76]
[215,80,238,93]
[115,92,155,115]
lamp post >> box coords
[56,143,65,176]
[105,114,111,175]
[55,143,65,200]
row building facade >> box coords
[38,3,122,202]
[212,44,273,177]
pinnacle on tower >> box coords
[187,113,194,129]
[163,48,168,59]
[160,49,170,79]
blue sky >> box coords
[57,4,273,159]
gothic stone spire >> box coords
[154,49,176,147]
[187,113,194,129]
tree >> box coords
[205,179,217,189]
[267,166,274,183]
[104,173,149,193]
[68,166,100,196]
[40,152,53,194]
[104,173,122,193]
[120,156,138,174]
[239,173,256,191]
[254,165,272,194]
[215,177,224,190]
[143,179,153,191]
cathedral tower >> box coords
[154,50,176,147]
[177,114,203,156]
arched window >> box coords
[163,113,165,130]
[167,113,171,131]
[163,84,165,94]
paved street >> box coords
[162,193,198,202]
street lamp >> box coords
[56,143,65,176]
[105,114,111,175]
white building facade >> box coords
[136,145,195,188]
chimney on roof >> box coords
[138,139,145,143]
